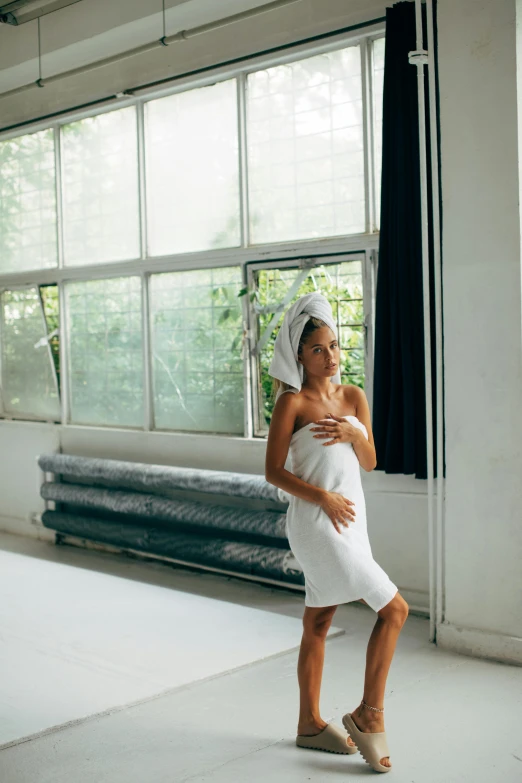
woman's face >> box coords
[298,325,340,379]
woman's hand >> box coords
[311,413,361,446]
[319,491,356,534]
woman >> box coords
[265,292,409,773]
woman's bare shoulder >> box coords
[271,389,301,420]
[341,383,368,411]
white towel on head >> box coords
[268,292,341,402]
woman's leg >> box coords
[349,591,409,768]
[296,604,356,746]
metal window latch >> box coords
[241,325,254,354]
[408,49,428,66]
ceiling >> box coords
[0,0,283,91]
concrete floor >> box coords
[0,536,334,748]
[0,531,521,783]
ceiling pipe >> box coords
[0,0,302,100]
[0,0,83,26]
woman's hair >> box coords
[270,316,328,402]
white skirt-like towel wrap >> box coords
[278,416,398,612]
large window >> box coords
[0,31,385,436]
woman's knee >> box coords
[378,592,409,626]
[302,605,337,637]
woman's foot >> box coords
[297,718,357,748]
[348,703,391,768]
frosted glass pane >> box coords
[150,267,244,433]
[1,288,60,419]
[62,108,140,266]
[67,277,143,426]
[373,37,385,230]
[0,129,57,273]
[247,46,365,243]
[145,80,240,255]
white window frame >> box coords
[245,250,378,438]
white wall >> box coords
[437,0,522,664]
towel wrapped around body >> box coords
[279,415,398,611]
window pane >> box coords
[150,267,244,433]
[0,129,57,273]
[372,37,385,230]
[61,107,140,266]
[40,284,60,389]
[67,277,143,426]
[145,80,240,256]
[247,46,365,244]
[1,288,60,419]
[254,260,365,430]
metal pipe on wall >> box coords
[0,0,302,101]
[410,0,444,643]
[426,0,445,634]
[413,0,436,643]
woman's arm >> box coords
[351,386,377,472]
[267,466,328,505]
[265,393,327,505]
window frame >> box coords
[245,250,377,438]
[0,25,385,436]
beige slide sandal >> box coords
[342,706,391,773]
[296,721,359,754]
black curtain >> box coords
[372,0,443,480]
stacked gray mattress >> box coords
[38,454,304,588]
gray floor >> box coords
[0,536,326,747]
[1,532,521,783]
